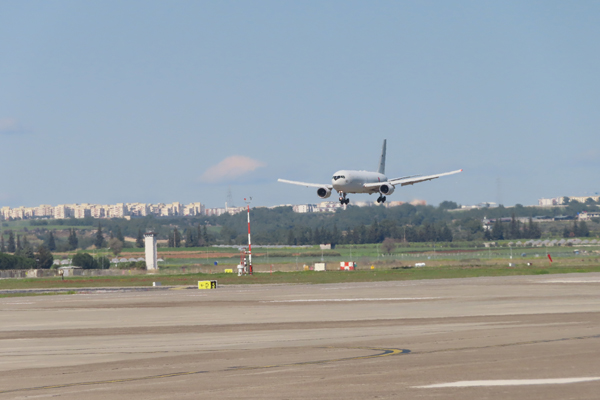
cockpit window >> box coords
[333,175,346,181]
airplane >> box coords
[278,139,462,206]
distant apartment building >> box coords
[578,211,600,221]
[184,202,204,216]
[110,203,126,218]
[204,207,227,217]
[73,204,92,219]
[130,203,150,216]
[35,204,53,217]
[293,204,315,213]
[91,205,107,219]
[539,196,599,206]
[54,205,73,219]
[314,201,343,212]
[569,196,600,203]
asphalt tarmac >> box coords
[1,273,600,399]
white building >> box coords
[293,204,315,213]
[110,203,126,218]
[54,205,73,219]
[144,232,158,270]
[35,204,53,217]
[73,205,92,219]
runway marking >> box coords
[539,280,600,283]
[264,297,441,303]
[416,377,600,388]
[0,347,409,394]
[414,333,600,356]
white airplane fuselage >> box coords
[331,170,387,194]
[277,139,462,205]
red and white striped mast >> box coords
[244,197,253,275]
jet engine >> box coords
[379,183,395,196]
[317,187,332,199]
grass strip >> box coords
[1,263,600,290]
[0,291,77,298]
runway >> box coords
[1,273,600,399]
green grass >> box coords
[0,291,77,298]
[2,263,600,290]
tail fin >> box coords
[378,139,386,174]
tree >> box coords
[36,245,54,269]
[7,232,15,253]
[68,229,78,250]
[16,235,21,251]
[46,231,56,251]
[287,229,295,245]
[579,221,590,237]
[168,232,174,248]
[203,225,209,244]
[0,252,36,270]
[96,256,110,269]
[108,238,123,257]
[185,228,194,247]
[72,253,96,269]
[508,213,519,240]
[116,226,124,242]
[21,236,34,259]
[0,235,5,252]
[439,201,459,210]
[525,217,541,239]
[438,223,453,242]
[198,228,205,245]
[136,229,144,248]
[173,228,181,248]
[95,224,105,248]
[381,237,397,254]
[491,219,504,240]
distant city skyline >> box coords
[3,194,598,222]
[1,2,599,209]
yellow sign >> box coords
[198,280,218,289]
[371,265,375,270]
[224,269,233,273]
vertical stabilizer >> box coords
[377,139,386,174]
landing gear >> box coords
[339,193,350,205]
[376,195,387,204]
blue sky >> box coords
[1,1,599,209]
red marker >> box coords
[547,254,553,263]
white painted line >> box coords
[415,377,600,388]
[540,280,600,283]
[265,297,442,303]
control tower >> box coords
[144,232,158,270]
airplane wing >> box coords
[363,169,462,188]
[278,179,333,189]
[391,169,463,186]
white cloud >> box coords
[0,118,27,135]
[199,155,267,183]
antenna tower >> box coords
[227,187,235,207]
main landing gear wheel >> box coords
[376,196,387,204]
[339,194,350,205]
